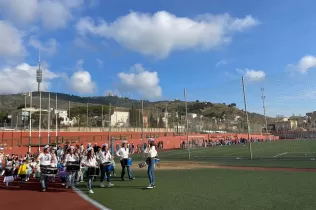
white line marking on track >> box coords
[74,188,111,210]
[274,152,288,157]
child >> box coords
[34,161,41,179]
[26,160,33,181]
[76,163,84,183]
[58,163,67,186]
[1,162,14,188]
[18,160,28,183]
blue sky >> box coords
[1,0,316,117]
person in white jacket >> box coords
[144,138,158,189]
[64,146,79,189]
[97,144,114,188]
[81,147,98,194]
[116,141,135,181]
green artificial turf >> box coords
[78,169,316,210]
[128,139,316,168]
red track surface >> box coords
[0,177,98,210]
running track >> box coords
[0,177,101,210]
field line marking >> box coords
[274,152,288,157]
[73,188,111,210]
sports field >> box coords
[77,139,316,210]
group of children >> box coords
[0,138,159,191]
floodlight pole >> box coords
[141,100,145,158]
[242,77,252,160]
[28,92,32,153]
[184,88,191,160]
[261,88,268,136]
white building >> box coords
[54,109,76,126]
[188,113,198,119]
[111,110,129,127]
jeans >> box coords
[87,177,93,190]
[100,165,111,183]
[147,158,155,185]
[41,175,48,189]
[76,170,83,182]
[67,172,76,187]
[120,159,132,179]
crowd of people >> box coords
[0,138,159,193]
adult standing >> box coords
[116,141,135,181]
[144,138,158,189]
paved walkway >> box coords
[0,178,101,210]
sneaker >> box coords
[65,185,69,189]
[88,190,94,194]
[146,184,153,189]
[80,180,84,183]
[42,188,46,192]
[108,183,114,188]
[61,183,65,186]
[129,177,135,180]
[100,183,105,188]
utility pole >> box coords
[184,88,190,159]
[242,77,252,160]
[48,93,50,144]
[261,88,268,135]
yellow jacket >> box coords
[18,164,28,175]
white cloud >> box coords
[237,68,265,81]
[216,59,228,67]
[69,60,96,94]
[0,0,85,30]
[287,55,316,74]
[0,62,57,94]
[0,20,26,58]
[76,11,259,58]
[28,36,58,55]
[117,64,162,99]
[96,58,104,67]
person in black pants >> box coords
[116,141,135,181]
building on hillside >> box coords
[54,109,76,126]
[268,120,298,131]
[110,108,129,127]
[9,107,49,128]
[188,113,198,119]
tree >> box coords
[158,115,165,128]
[148,114,157,128]
[128,105,143,127]
[229,103,236,107]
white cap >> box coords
[103,143,108,147]
[52,147,57,150]
[148,138,155,142]
[70,146,75,150]
[87,147,93,151]
[0,147,4,150]
[44,145,50,149]
[122,140,127,143]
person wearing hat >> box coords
[116,141,135,181]
[64,146,79,189]
[144,138,158,189]
[37,145,53,192]
[81,147,98,194]
[97,143,114,188]
[48,147,58,183]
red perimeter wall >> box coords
[0,131,279,155]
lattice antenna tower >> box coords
[36,51,42,92]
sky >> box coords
[1,0,316,117]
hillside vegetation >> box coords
[0,92,272,131]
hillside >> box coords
[0,92,272,131]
